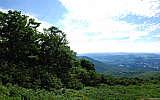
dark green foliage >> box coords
[0,83,10,96]
[40,73,63,90]
[66,79,84,90]
[0,10,99,91]
[1,82,160,100]
[39,26,76,78]
[80,59,95,71]
[0,10,41,87]
[100,75,144,86]
[81,71,100,86]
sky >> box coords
[1,0,160,53]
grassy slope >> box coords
[1,83,160,100]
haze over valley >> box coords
[78,52,160,78]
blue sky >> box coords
[1,0,160,53]
[0,0,67,24]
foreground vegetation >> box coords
[1,83,160,100]
[1,10,160,100]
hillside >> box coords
[1,10,160,100]
[77,56,107,73]
[79,53,160,78]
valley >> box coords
[78,53,160,78]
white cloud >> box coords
[0,8,52,32]
[58,0,160,53]
[59,0,160,18]
[21,13,52,32]
[152,34,160,38]
[37,21,52,32]
[0,8,9,12]
[71,39,160,53]
[1,1,160,53]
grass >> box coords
[77,84,160,100]
[1,83,160,100]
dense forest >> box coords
[1,10,160,100]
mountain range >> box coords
[77,52,160,78]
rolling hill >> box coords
[78,53,160,78]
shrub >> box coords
[66,79,84,90]
[40,73,63,90]
[0,83,10,96]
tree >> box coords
[80,59,95,71]
[0,10,99,90]
[38,26,77,79]
[0,10,40,64]
[0,10,77,89]
[0,10,40,86]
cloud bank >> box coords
[58,0,160,53]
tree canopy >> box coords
[0,10,98,90]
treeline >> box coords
[0,10,101,90]
[0,10,160,93]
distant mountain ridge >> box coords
[78,53,160,78]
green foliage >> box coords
[80,59,95,71]
[40,73,63,90]
[2,10,160,100]
[66,79,84,90]
[0,83,10,96]
[78,84,160,100]
[0,10,71,89]
[100,75,144,86]
[1,82,160,100]
[0,10,99,91]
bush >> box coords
[40,73,63,90]
[0,83,10,96]
[80,59,95,71]
[66,79,84,90]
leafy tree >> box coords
[0,10,41,86]
[80,59,95,71]
[0,10,40,64]
[0,10,100,90]
[0,10,78,89]
[36,26,78,84]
